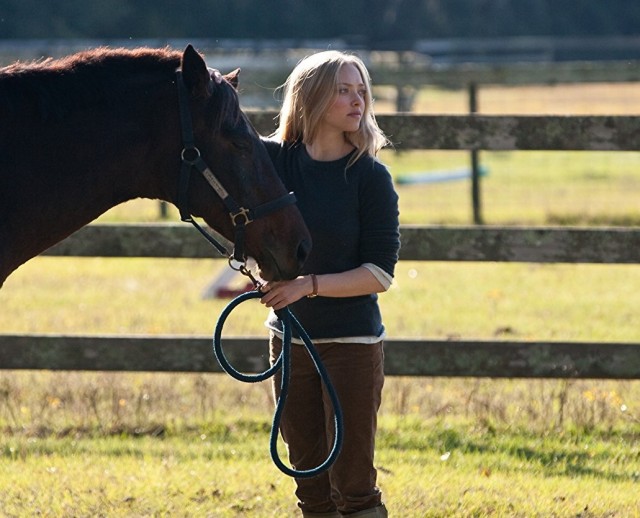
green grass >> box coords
[0,427,299,516]
[384,149,640,226]
[0,413,639,516]
[1,370,639,516]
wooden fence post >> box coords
[468,82,483,225]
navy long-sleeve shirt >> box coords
[262,139,400,340]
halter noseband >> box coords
[175,70,297,264]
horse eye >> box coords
[222,125,252,151]
[228,130,252,151]
[232,138,252,152]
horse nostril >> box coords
[297,239,312,266]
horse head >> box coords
[174,46,311,281]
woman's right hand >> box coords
[259,275,314,310]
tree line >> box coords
[1,0,639,45]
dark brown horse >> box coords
[0,45,311,288]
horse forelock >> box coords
[0,47,182,122]
[209,78,244,131]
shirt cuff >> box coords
[362,263,393,291]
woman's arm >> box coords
[260,266,385,311]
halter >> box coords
[175,70,297,265]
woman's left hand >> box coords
[259,276,312,310]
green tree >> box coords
[1,0,640,41]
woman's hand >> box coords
[261,267,387,311]
[260,275,313,310]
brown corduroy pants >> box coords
[270,335,385,515]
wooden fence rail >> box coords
[41,224,640,265]
[1,113,639,379]
[1,334,638,380]
[248,113,640,151]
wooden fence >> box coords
[1,114,639,379]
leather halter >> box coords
[175,70,297,263]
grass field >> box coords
[1,82,640,516]
[1,414,639,517]
[1,371,639,516]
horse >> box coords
[0,45,311,288]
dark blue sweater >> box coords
[263,139,400,340]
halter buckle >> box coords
[230,207,253,227]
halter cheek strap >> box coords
[175,70,297,262]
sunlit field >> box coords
[1,82,639,516]
[375,81,640,115]
[376,81,640,226]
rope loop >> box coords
[213,290,344,478]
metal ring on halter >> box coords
[228,257,262,290]
[228,256,244,272]
[181,146,201,164]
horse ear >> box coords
[181,44,212,97]
[223,68,241,90]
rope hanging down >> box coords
[213,290,344,478]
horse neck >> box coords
[0,88,180,280]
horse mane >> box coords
[0,47,240,126]
[0,47,184,122]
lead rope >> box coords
[213,289,344,478]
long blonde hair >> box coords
[272,51,390,166]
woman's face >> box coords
[320,63,366,137]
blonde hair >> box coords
[273,51,390,167]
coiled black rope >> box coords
[213,290,344,478]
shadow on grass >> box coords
[378,421,640,483]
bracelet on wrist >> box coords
[307,274,318,298]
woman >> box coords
[259,51,400,517]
